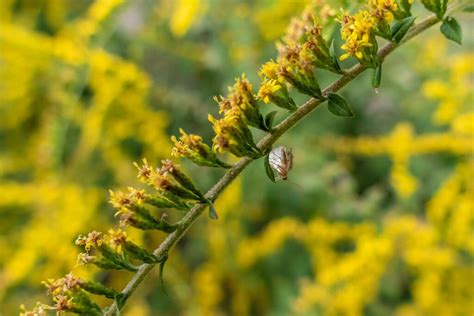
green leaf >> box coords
[264,154,276,183]
[440,0,448,18]
[399,0,412,16]
[327,93,355,117]
[440,17,462,44]
[390,16,416,43]
[159,255,169,295]
[330,39,343,73]
[114,293,127,315]
[372,64,382,91]
[377,21,392,40]
[257,114,269,132]
[207,201,219,220]
[264,111,278,131]
[82,280,119,299]
[463,4,474,12]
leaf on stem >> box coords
[327,93,355,117]
[159,255,169,295]
[372,64,382,92]
[114,293,126,315]
[207,200,219,220]
[330,39,343,73]
[390,16,416,43]
[440,17,462,44]
[264,154,276,182]
[264,111,278,131]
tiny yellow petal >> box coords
[340,54,350,61]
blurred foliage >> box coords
[0,0,473,315]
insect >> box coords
[268,146,293,181]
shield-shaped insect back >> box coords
[265,146,294,181]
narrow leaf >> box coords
[327,93,355,117]
[207,201,219,220]
[440,17,462,44]
[372,64,382,91]
[399,0,412,16]
[330,39,343,73]
[329,39,335,56]
[257,114,269,132]
[264,154,276,183]
[264,111,278,131]
[390,16,416,43]
[114,293,126,315]
[159,255,168,295]
[441,0,448,18]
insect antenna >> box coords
[286,178,304,192]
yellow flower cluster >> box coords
[169,0,205,37]
[294,226,391,316]
[17,224,161,315]
[171,129,231,168]
[0,4,171,183]
[234,209,473,316]
[260,9,339,106]
[257,79,282,104]
[259,60,283,82]
[422,53,473,125]
[217,75,261,124]
[340,0,404,65]
[322,121,472,198]
[367,0,400,23]
[76,229,161,269]
[126,158,206,213]
[257,62,296,110]
[208,111,261,158]
[183,75,262,158]
[340,10,377,61]
[0,183,99,299]
[426,163,474,254]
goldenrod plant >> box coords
[2,0,470,315]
